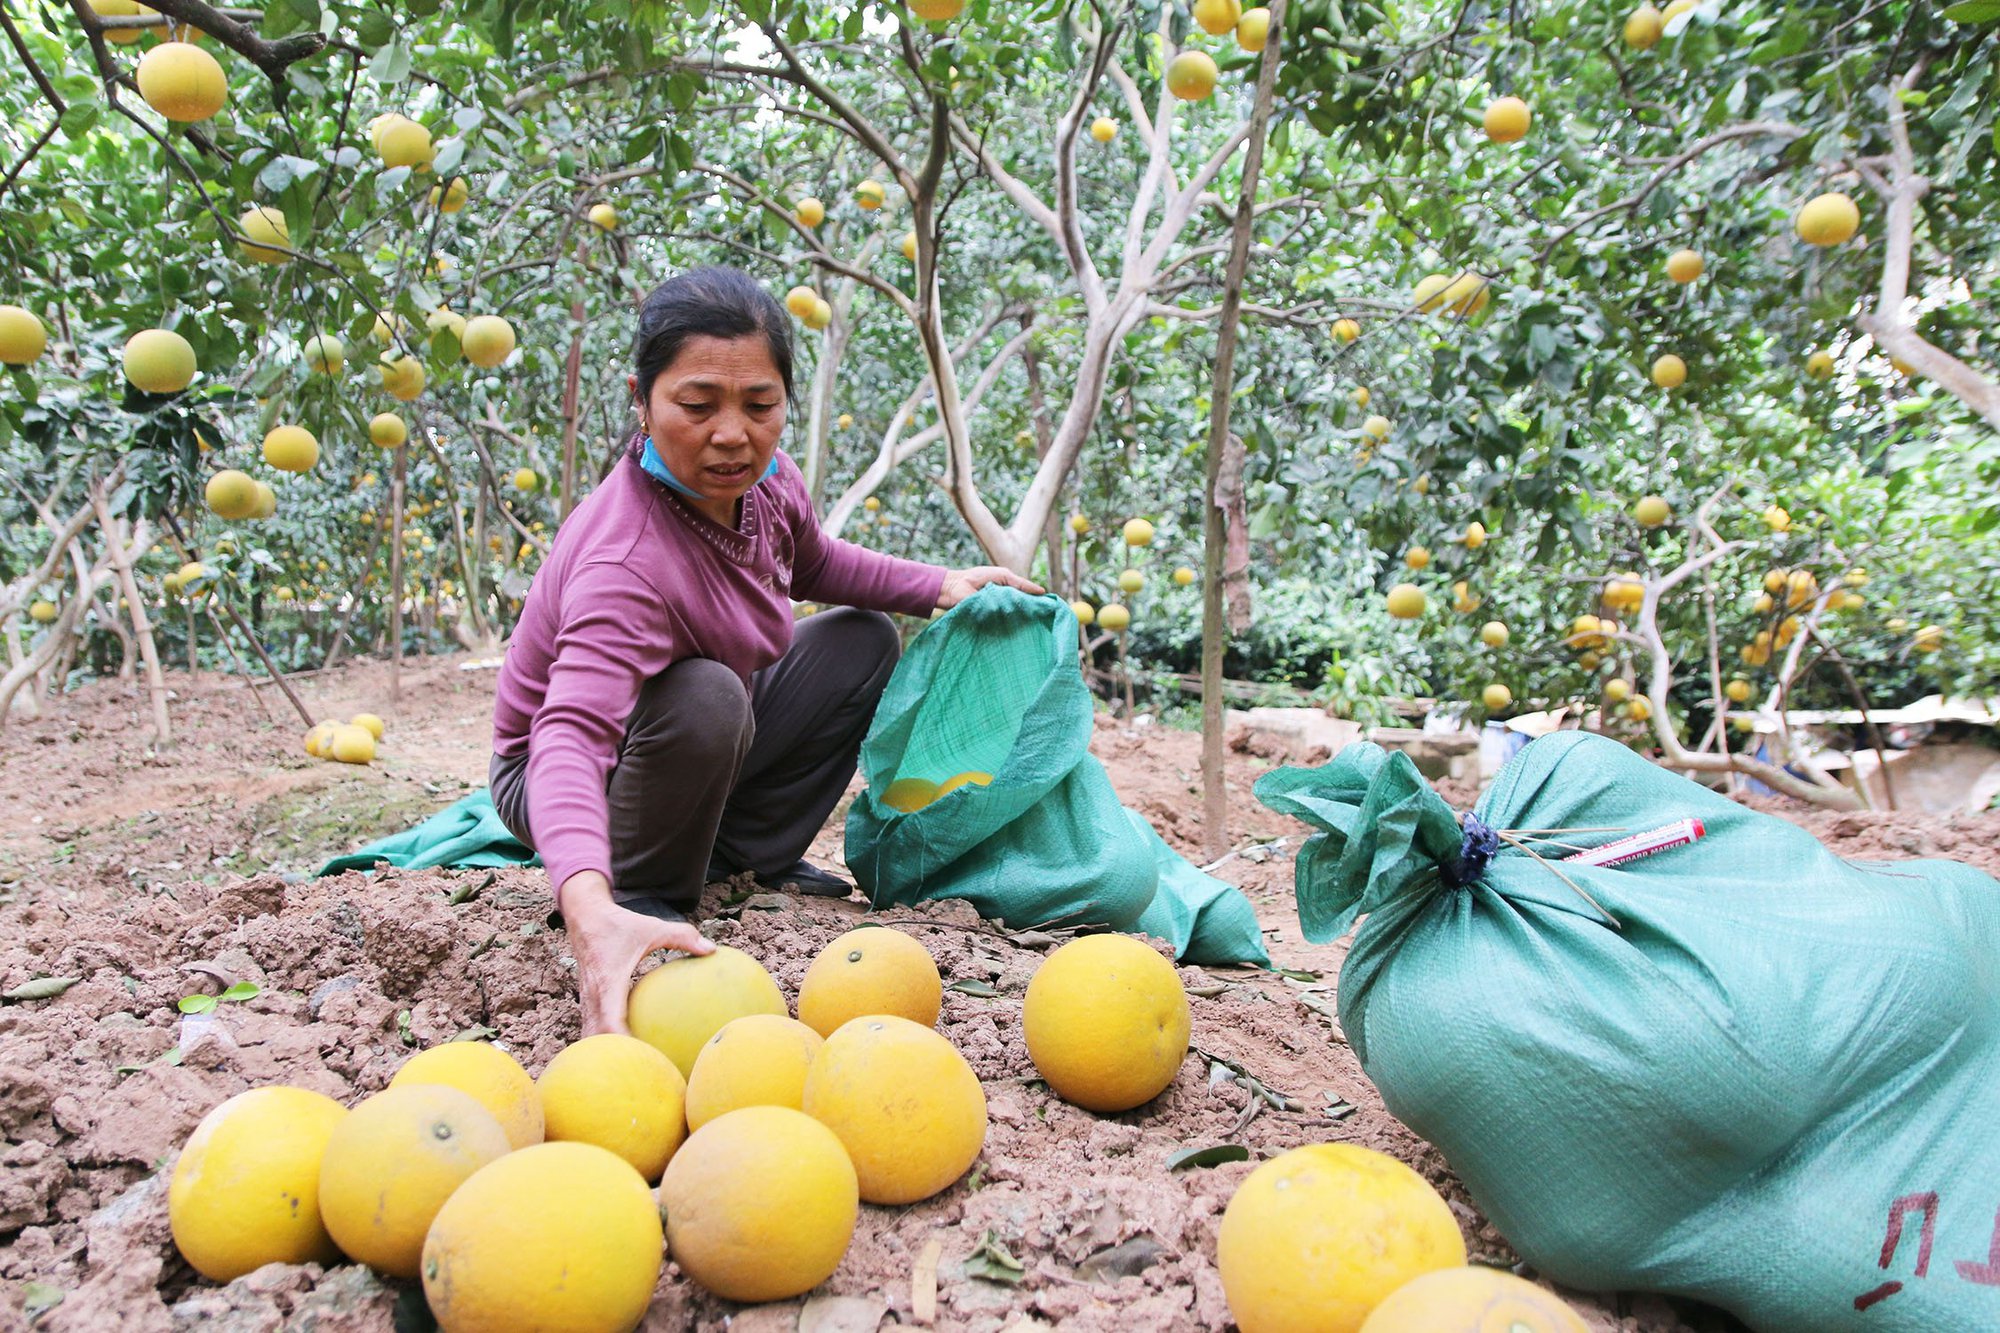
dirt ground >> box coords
[1,654,1995,1332]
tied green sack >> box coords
[1256,731,2000,1332]
[846,587,1268,967]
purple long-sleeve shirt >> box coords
[492,448,946,897]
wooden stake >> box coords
[911,1237,942,1326]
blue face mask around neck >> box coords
[639,434,779,502]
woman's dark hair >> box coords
[632,266,795,404]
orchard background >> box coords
[4,0,1998,833]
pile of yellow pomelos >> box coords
[167,923,1588,1332]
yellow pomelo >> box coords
[377,116,432,169]
[1626,696,1655,721]
[935,768,988,795]
[794,196,825,227]
[1624,3,1665,49]
[205,469,259,521]
[1193,0,1242,36]
[1070,513,1091,533]
[685,1014,823,1130]
[1464,520,1488,548]
[27,600,57,624]
[1219,1143,1467,1333]
[1662,0,1697,16]
[1071,599,1096,625]
[1666,248,1704,283]
[902,230,919,261]
[1479,621,1509,648]
[1763,504,1792,532]
[1913,624,1945,653]
[426,307,467,342]
[1411,273,1452,312]
[588,202,618,231]
[538,1032,689,1181]
[262,425,319,473]
[855,179,886,209]
[1385,583,1426,620]
[1604,678,1633,705]
[0,305,47,366]
[461,315,516,369]
[1362,414,1392,441]
[1097,603,1131,631]
[1118,568,1145,593]
[422,1142,661,1333]
[304,722,335,757]
[1167,50,1219,101]
[329,724,376,765]
[798,927,943,1037]
[1123,517,1155,546]
[369,412,408,449]
[629,945,788,1078]
[1651,353,1687,388]
[1405,547,1431,570]
[90,0,144,45]
[169,1087,347,1283]
[1237,7,1271,51]
[881,775,941,812]
[1172,566,1196,586]
[1359,1265,1590,1332]
[910,0,965,20]
[1796,191,1860,247]
[1725,678,1751,703]
[350,712,385,740]
[237,205,290,264]
[804,296,833,330]
[1806,350,1835,379]
[1092,115,1118,142]
[251,480,276,519]
[318,1084,510,1279]
[1352,386,1371,408]
[1634,494,1671,527]
[660,1106,858,1303]
[513,467,538,491]
[1482,97,1530,144]
[390,1041,545,1149]
[1442,272,1490,317]
[302,333,343,374]
[1482,684,1512,711]
[137,41,226,122]
[1332,317,1361,343]
[1023,934,1189,1113]
[380,354,425,401]
[124,328,197,393]
[784,285,819,318]
[802,1015,985,1204]
[428,176,468,212]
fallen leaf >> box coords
[4,977,79,1002]
[1167,1143,1251,1171]
[946,979,999,997]
[963,1229,1026,1285]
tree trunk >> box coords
[390,446,407,707]
[91,488,171,748]
[1197,0,1287,859]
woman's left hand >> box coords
[938,565,1045,610]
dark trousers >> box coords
[490,608,901,916]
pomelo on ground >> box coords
[538,1032,688,1180]
[169,1087,347,1282]
[1218,1143,1467,1333]
[422,1142,662,1333]
[801,1014,986,1204]
[628,945,788,1078]
[660,1106,857,1303]
[685,1014,823,1130]
[798,927,942,1037]
[318,1084,510,1279]
[1358,1265,1590,1332]
[389,1041,544,1149]
[1023,934,1189,1113]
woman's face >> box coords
[633,335,787,511]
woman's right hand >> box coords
[559,871,714,1036]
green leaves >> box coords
[1943,1,2000,23]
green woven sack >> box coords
[846,587,1268,966]
[1256,731,2000,1331]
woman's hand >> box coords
[937,565,1045,610]
[559,871,714,1036]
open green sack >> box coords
[846,587,1268,967]
[1256,731,2000,1331]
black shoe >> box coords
[609,891,690,925]
[758,859,854,897]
